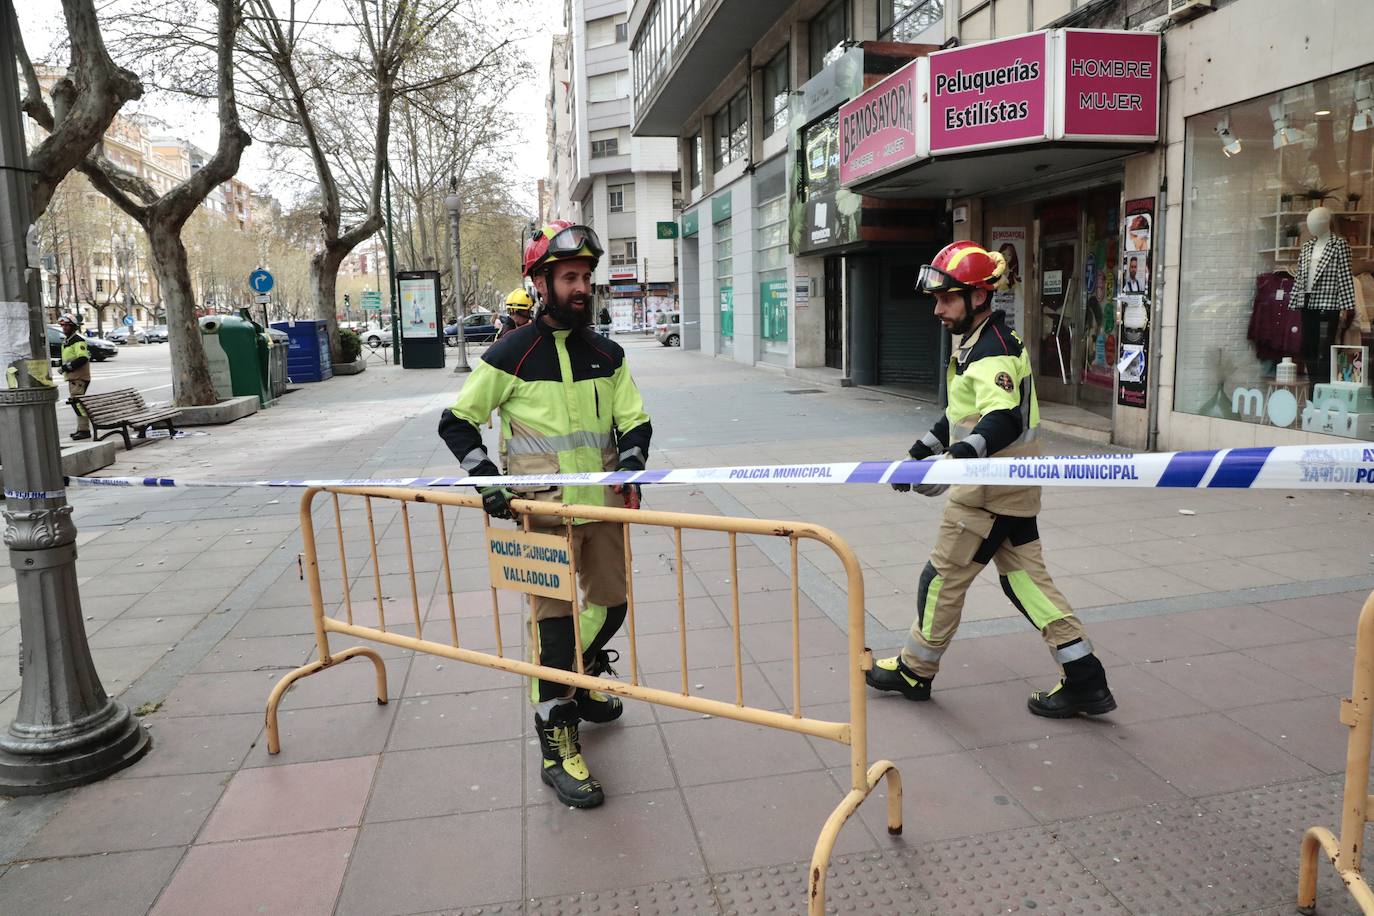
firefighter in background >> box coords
[867,241,1116,719]
[496,287,534,340]
[58,313,93,441]
[438,220,652,808]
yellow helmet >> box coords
[505,287,534,313]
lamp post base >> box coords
[0,704,150,795]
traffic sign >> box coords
[122,315,135,327]
[249,269,274,294]
[362,290,383,312]
[254,293,271,304]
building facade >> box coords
[631,0,1374,450]
[548,0,682,331]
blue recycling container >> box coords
[270,320,334,383]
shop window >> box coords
[712,88,749,171]
[757,195,789,348]
[762,46,790,139]
[716,218,734,339]
[1177,64,1374,439]
[808,0,849,78]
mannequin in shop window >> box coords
[1291,206,1356,382]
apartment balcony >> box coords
[629,0,791,136]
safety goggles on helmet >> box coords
[507,301,532,314]
[544,224,604,263]
[916,265,971,295]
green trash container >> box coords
[199,315,269,406]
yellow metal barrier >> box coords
[264,486,902,914]
[1298,588,1374,915]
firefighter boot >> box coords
[536,702,604,808]
[1028,654,1116,719]
[575,649,623,724]
[865,656,933,701]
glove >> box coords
[612,455,644,510]
[478,485,515,520]
[891,440,936,493]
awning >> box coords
[839,28,1161,198]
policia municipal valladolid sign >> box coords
[486,528,574,600]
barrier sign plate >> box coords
[486,528,574,600]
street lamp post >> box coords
[0,21,151,793]
[443,181,469,374]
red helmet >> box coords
[917,241,1006,295]
[523,220,604,277]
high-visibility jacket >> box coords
[61,332,92,382]
[923,310,1041,517]
[439,319,653,522]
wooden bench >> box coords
[72,388,182,450]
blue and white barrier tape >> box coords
[57,444,1374,493]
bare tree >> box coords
[21,0,252,405]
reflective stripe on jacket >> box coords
[61,333,92,381]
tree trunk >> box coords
[149,221,217,406]
[310,246,346,365]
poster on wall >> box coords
[399,276,438,339]
[988,227,1025,332]
[1117,196,1155,409]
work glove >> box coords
[478,485,516,520]
[612,455,644,510]
[912,441,981,498]
[891,439,937,493]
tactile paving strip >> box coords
[529,876,721,915]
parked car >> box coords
[146,324,168,342]
[47,326,118,362]
[353,322,390,349]
[444,312,499,345]
[106,327,150,345]
[655,311,681,347]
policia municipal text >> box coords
[867,241,1116,719]
[439,221,652,809]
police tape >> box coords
[57,444,1374,493]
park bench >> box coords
[71,388,181,450]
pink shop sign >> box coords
[927,32,1052,155]
[839,59,924,186]
[1056,29,1161,141]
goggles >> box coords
[545,224,605,261]
[915,265,970,295]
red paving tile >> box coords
[199,755,378,842]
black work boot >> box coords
[865,656,933,701]
[535,702,604,808]
[1028,654,1116,718]
[575,649,623,724]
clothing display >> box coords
[1248,270,1303,361]
[1291,234,1356,312]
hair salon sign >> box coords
[1056,29,1161,141]
[838,59,922,186]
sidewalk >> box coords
[1,339,1371,914]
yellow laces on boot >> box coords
[555,725,591,780]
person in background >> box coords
[57,313,93,441]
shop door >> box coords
[878,252,941,393]
[823,256,843,370]
[1036,236,1079,406]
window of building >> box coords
[591,128,621,158]
[716,217,733,340]
[762,46,790,139]
[609,238,638,267]
[877,0,942,42]
[808,0,849,78]
[95,279,106,294]
[608,182,635,213]
[588,71,626,102]
[688,134,703,188]
[587,15,616,48]
[712,88,749,171]
[1176,63,1374,440]
[615,21,628,42]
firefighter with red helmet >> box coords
[438,220,652,808]
[866,241,1116,719]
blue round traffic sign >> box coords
[249,269,274,294]
[123,315,135,327]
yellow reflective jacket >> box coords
[61,332,92,381]
[439,320,652,522]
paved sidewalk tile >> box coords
[151,828,355,916]
[117,713,264,778]
[22,772,226,858]
[367,740,524,820]
[199,754,378,842]
[1225,695,1348,774]
[335,811,521,915]
[0,848,183,916]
